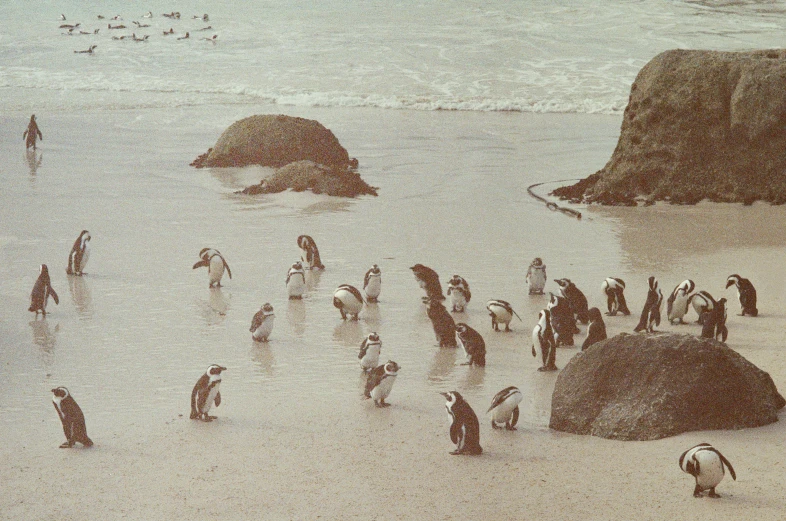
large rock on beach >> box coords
[552,49,786,205]
[549,333,785,440]
[238,160,377,197]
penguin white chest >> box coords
[287,273,306,297]
[360,343,381,371]
[489,305,512,324]
[491,394,522,423]
[203,382,221,413]
[450,291,467,310]
[528,269,547,292]
[671,291,690,318]
[252,316,274,341]
[370,375,396,402]
[694,451,725,489]
[335,289,363,314]
[79,243,91,272]
[365,276,381,300]
[208,256,224,284]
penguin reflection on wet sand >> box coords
[363,264,382,302]
[601,277,631,316]
[554,278,589,324]
[581,307,607,351]
[634,276,663,333]
[487,386,523,430]
[297,235,324,270]
[667,279,695,325]
[190,364,226,422]
[23,114,43,150]
[455,323,486,367]
[29,264,59,315]
[532,309,557,371]
[410,264,445,302]
[679,443,736,498]
[66,230,91,276]
[426,298,457,347]
[446,275,471,312]
[286,261,306,299]
[333,284,364,320]
[364,360,399,407]
[51,387,93,448]
[486,299,522,332]
[192,248,232,287]
[441,391,482,455]
[726,274,758,317]
[250,303,275,342]
[701,297,728,342]
[359,332,382,372]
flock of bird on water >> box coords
[24,113,754,499]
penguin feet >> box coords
[504,326,511,332]
[708,489,721,499]
[505,424,517,431]
[374,401,390,408]
[491,422,501,430]
[59,441,74,448]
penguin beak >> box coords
[725,280,734,288]
[439,392,450,399]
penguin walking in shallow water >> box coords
[555,278,590,324]
[333,284,364,320]
[441,391,482,455]
[51,387,93,448]
[446,275,471,312]
[363,264,382,302]
[455,323,486,367]
[526,257,547,295]
[286,261,307,299]
[726,274,758,317]
[192,248,232,287]
[679,443,736,498]
[487,386,523,430]
[297,235,324,270]
[250,303,275,342]
[29,264,59,315]
[601,277,631,316]
[581,307,607,351]
[359,332,382,372]
[688,290,716,324]
[532,309,557,371]
[486,299,522,332]
[667,279,695,325]
[66,230,91,276]
[546,293,575,346]
[24,114,43,150]
[410,264,445,302]
[701,298,728,342]
[364,360,399,407]
[426,298,457,347]
[190,364,226,421]
[634,276,663,333]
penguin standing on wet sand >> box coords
[24,115,43,150]
[555,278,590,324]
[667,279,695,324]
[359,332,382,372]
[455,323,486,366]
[546,293,575,346]
[634,276,663,333]
[297,235,324,270]
[679,443,736,498]
[29,264,59,315]
[51,387,93,448]
[250,303,275,342]
[601,277,631,316]
[286,261,306,299]
[364,360,399,407]
[581,307,607,351]
[701,297,728,342]
[192,248,232,287]
[486,299,522,332]
[190,364,226,421]
[446,275,471,312]
[66,230,91,276]
[333,284,364,320]
[532,309,557,370]
[426,298,457,347]
[726,274,758,317]
[410,264,445,302]
[441,391,482,455]
[363,264,382,302]
[487,386,523,430]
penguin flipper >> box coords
[222,259,232,279]
[717,451,736,480]
[49,287,59,305]
[449,419,460,444]
[192,259,209,269]
[214,391,221,407]
[510,406,519,428]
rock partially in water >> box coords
[549,332,785,440]
[237,160,377,198]
[552,49,786,205]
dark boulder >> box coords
[549,332,785,440]
[237,160,377,198]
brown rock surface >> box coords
[238,160,377,197]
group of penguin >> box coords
[29,229,751,498]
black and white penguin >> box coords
[29,264,59,315]
[546,293,575,346]
[51,387,93,448]
[446,275,471,312]
[440,391,482,455]
[634,276,663,333]
[701,297,728,342]
[333,284,364,320]
[363,264,382,302]
[74,45,97,54]
[526,257,547,295]
[426,298,457,347]
[358,332,382,372]
[23,114,43,150]
[688,290,716,324]
[679,443,736,498]
[286,261,306,299]
[581,307,607,351]
[486,299,522,332]
[410,264,445,302]
[192,248,232,287]
[554,278,590,324]
[250,303,275,342]
[66,230,91,276]
[725,274,758,317]
[601,277,631,316]
[487,386,523,430]
[297,235,324,270]
[190,364,226,422]
[364,360,399,407]
[455,323,486,367]
[532,309,557,371]
[667,279,695,325]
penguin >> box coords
[358,332,382,372]
[66,230,91,276]
[526,257,547,295]
[667,279,695,325]
[177,32,190,40]
[601,277,631,316]
[363,264,382,302]
[634,276,663,333]
[486,299,522,332]
[333,284,364,320]
[455,323,486,367]
[364,360,399,407]
[581,307,607,351]
[701,298,728,342]
[23,115,43,150]
[440,391,482,455]
[286,261,307,299]
[192,248,232,287]
[688,290,716,324]
[190,364,226,421]
[446,275,471,312]
[410,264,445,302]
[679,443,736,498]
[546,293,575,346]
[532,309,557,371]
[725,274,758,317]
[29,264,59,315]
[297,235,324,270]
[250,303,275,342]
[426,298,457,347]
[487,386,523,430]
[554,278,590,324]
[51,387,93,448]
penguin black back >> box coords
[634,276,663,333]
[410,264,445,301]
[441,391,482,455]
[51,387,93,448]
[455,323,486,367]
[701,298,728,342]
[581,307,607,351]
[29,264,59,314]
[426,298,457,347]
